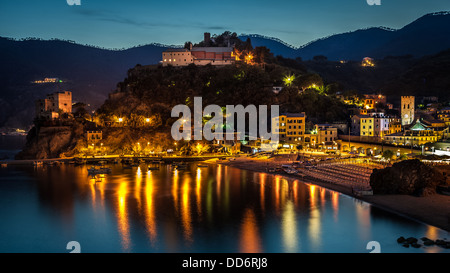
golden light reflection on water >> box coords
[75,163,448,254]
[240,208,262,253]
[117,182,131,251]
[308,184,321,250]
[282,200,298,252]
[181,178,193,243]
[320,188,326,208]
[280,178,288,208]
[135,167,142,208]
[292,180,298,205]
[332,191,339,221]
[89,179,96,209]
[259,173,266,213]
[88,174,106,213]
[22,163,449,253]
[173,169,179,214]
[425,225,439,239]
[424,226,441,253]
[309,185,316,208]
[356,202,371,240]
[196,168,202,217]
[145,170,157,245]
[274,176,281,213]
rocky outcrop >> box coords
[396,236,450,249]
[15,124,83,159]
[370,159,447,196]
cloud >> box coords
[72,7,228,31]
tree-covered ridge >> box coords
[96,61,349,130]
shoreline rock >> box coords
[370,159,447,196]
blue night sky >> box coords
[0,0,449,49]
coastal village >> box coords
[2,1,450,255]
[3,32,450,237]
[29,35,450,159]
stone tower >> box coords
[401,96,415,125]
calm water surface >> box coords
[0,163,448,253]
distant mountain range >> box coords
[0,38,169,129]
[240,11,450,60]
[1,12,450,129]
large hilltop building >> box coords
[35,91,72,120]
[162,33,236,67]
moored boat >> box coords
[33,161,43,166]
[88,166,111,175]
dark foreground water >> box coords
[0,163,448,253]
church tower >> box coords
[401,96,415,125]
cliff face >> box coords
[370,159,447,196]
[15,124,83,159]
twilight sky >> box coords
[0,0,449,49]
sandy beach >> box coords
[218,155,450,232]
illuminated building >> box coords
[35,91,72,120]
[437,107,450,126]
[363,94,386,109]
[362,57,375,67]
[162,33,235,67]
[32,78,62,84]
[401,96,415,126]
[384,119,449,146]
[86,131,103,142]
[162,48,193,67]
[352,113,391,139]
[272,113,306,144]
[313,124,338,150]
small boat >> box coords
[176,164,187,169]
[197,164,208,168]
[267,168,277,173]
[45,161,57,166]
[131,163,140,167]
[283,167,298,175]
[100,167,112,173]
[1,163,7,168]
[88,167,111,175]
[33,161,43,166]
[148,166,160,171]
[74,158,87,165]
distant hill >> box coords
[240,12,450,61]
[0,37,170,128]
[238,34,299,59]
[1,12,450,129]
[299,48,450,105]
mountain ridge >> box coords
[1,12,450,129]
